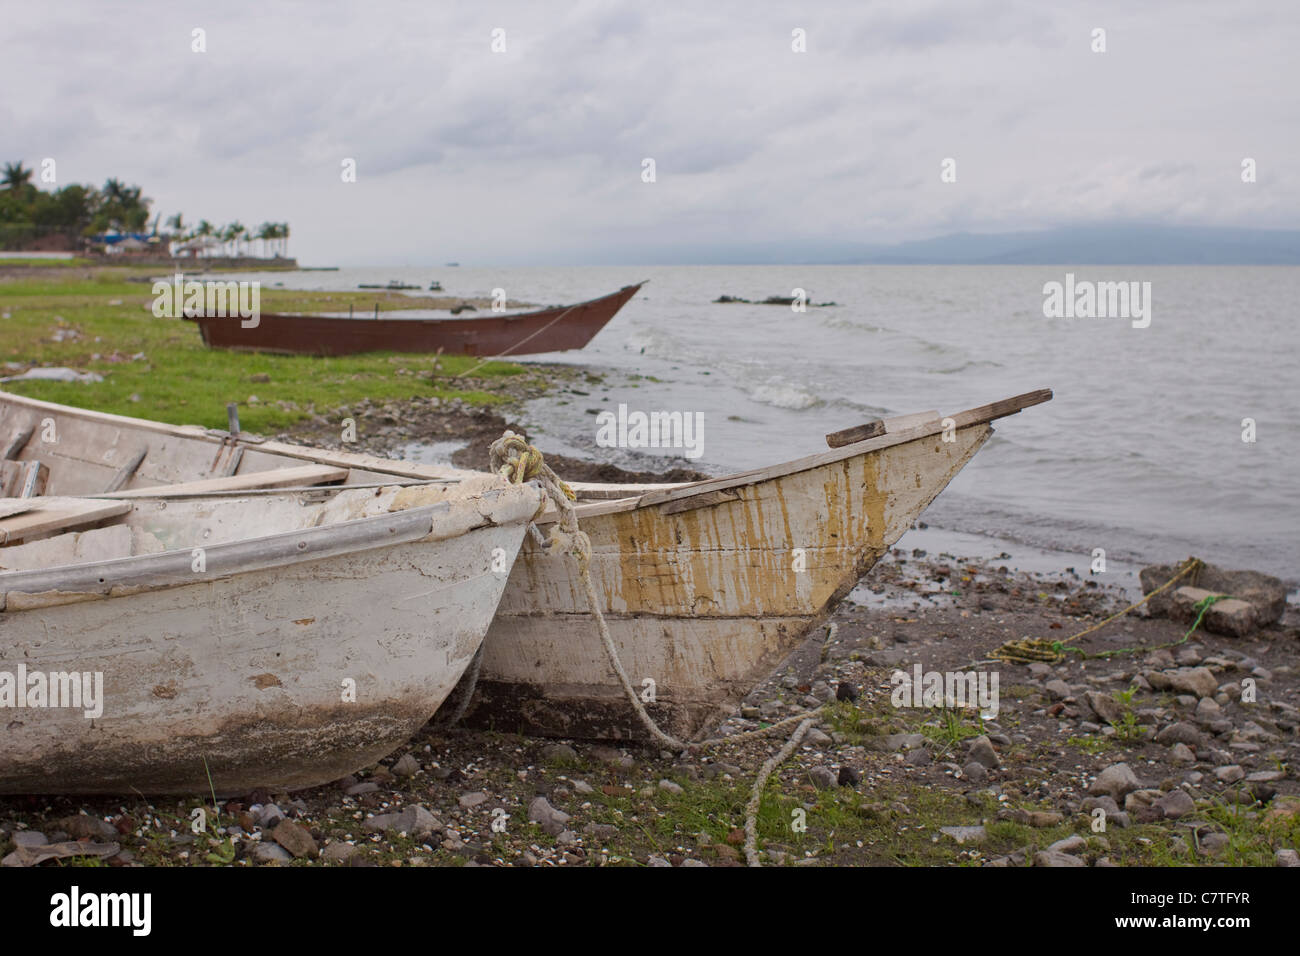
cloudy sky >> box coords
[3,0,1296,265]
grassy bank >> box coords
[0,266,535,433]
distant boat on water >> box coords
[187,282,645,357]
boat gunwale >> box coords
[180,282,646,327]
[0,484,542,608]
[0,387,1051,524]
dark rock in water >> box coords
[836,682,859,702]
[1140,562,1286,625]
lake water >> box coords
[240,264,1300,583]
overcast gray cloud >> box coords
[2,0,1295,264]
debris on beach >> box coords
[0,366,103,384]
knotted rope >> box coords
[984,557,1206,665]
[487,431,828,865]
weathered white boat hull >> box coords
[0,478,543,795]
[465,423,992,740]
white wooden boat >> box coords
[0,399,544,794]
[466,390,1052,739]
[0,388,1050,750]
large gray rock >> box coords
[1140,563,1286,625]
[1147,667,1218,699]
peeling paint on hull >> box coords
[463,425,992,740]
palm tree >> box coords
[1,161,33,192]
[195,220,215,257]
[279,222,290,258]
[166,212,185,236]
[255,222,273,258]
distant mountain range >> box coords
[592,225,1300,265]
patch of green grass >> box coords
[0,270,535,432]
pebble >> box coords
[905,748,931,767]
[583,823,618,841]
[12,831,49,847]
[962,761,988,784]
[1199,832,1230,854]
[1276,849,1300,867]
[808,767,838,790]
[1034,850,1086,867]
[1089,763,1142,800]
[1154,722,1204,747]
[967,736,1000,769]
[838,767,860,786]
[805,728,833,748]
[251,842,293,864]
[1044,679,1073,700]
[459,791,489,808]
[391,754,421,777]
[1153,790,1196,820]
[572,779,594,794]
[658,780,684,795]
[541,744,579,763]
[1047,835,1087,854]
[253,804,285,828]
[939,825,986,844]
[271,821,319,859]
[322,843,359,862]
[528,796,571,836]
[1215,765,1245,783]
[1169,743,1196,763]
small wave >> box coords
[745,378,824,410]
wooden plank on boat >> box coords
[2,426,33,460]
[104,447,148,492]
[0,461,22,498]
[102,464,349,498]
[632,389,1053,513]
[19,461,48,498]
[0,498,132,545]
[883,410,939,432]
[947,388,1053,428]
[825,419,885,448]
[658,488,740,515]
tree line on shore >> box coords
[0,160,288,256]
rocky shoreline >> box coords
[3,540,1296,867]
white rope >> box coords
[487,431,832,865]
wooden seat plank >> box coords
[102,464,349,499]
[0,497,132,545]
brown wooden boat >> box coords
[186,282,643,357]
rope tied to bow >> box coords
[484,430,828,865]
